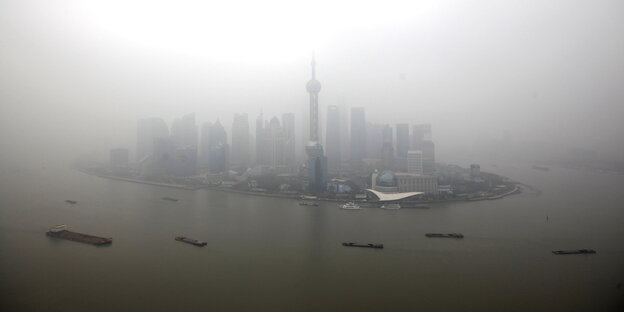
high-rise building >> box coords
[136,118,169,162]
[350,107,366,165]
[207,120,228,174]
[268,116,286,168]
[412,124,435,174]
[412,124,432,148]
[171,113,198,150]
[173,146,198,176]
[305,56,327,192]
[255,113,267,165]
[152,137,175,176]
[396,124,410,158]
[254,113,272,166]
[170,113,198,175]
[326,105,341,174]
[365,122,384,159]
[231,113,250,169]
[407,150,423,174]
[199,122,212,168]
[421,140,435,174]
[381,124,394,169]
[282,113,296,168]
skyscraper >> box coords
[381,124,394,169]
[268,116,286,168]
[207,120,228,174]
[231,113,250,170]
[151,137,175,176]
[171,113,198,150]
[136,118,169,162]
[365,122,383,160]
[350,107,366,165]
[170,113,198,175]
[396,124,410,159]
[282,113,296,168]
[199,122,212,168]
[254,113,273,166]
[326,105,341,174]
[305,56,327,192]
[412,124,435,174]
[412,124,431,148]
[421,140,435,175]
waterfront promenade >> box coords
[78,168,520,204]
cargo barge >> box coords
[65,200,77,204]
[342,242,384,249]
[46,225,112,246]
[552,249,596,255]
[175,236,207,247]
[162,197,179,202]
[425,233,464,238]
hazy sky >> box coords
[1,0,623,165]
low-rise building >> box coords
[371,170,438,195]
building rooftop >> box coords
[365,189,424,202]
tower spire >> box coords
[311,51,316,80]
[306,53,322,143]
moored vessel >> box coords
[342,242,384,249]
[175,236,207,247]
[425,233,464,238]
[299,202,319,206]
[380,203,401,209]
[341,202,361,210]
[552,249,595,255]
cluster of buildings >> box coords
[109,58,440,198]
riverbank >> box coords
[79,168,521,204]
[468,185,521,201]
[78,169,199,190]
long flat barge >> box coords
[46,225,112,246]
[552,249,596,255]
[342,242,384,249]
[175,236,207,247]
[425,233,464,238]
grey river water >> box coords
[1,162,623,311]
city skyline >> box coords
[2,1,623,311]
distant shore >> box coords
[78,169,199,190]
[78,168,521,204]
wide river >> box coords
[1,162,623,311]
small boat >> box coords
[552,249,596,255]
[162,197,178,202]
[380,203,401,210]
[342,242,384,249]
[65,200,77,204]
[341,202,361,210]
[175,236,207,247]
[425,233,464,238]
[299,202,319,207]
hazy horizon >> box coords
[1,0,623,167]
